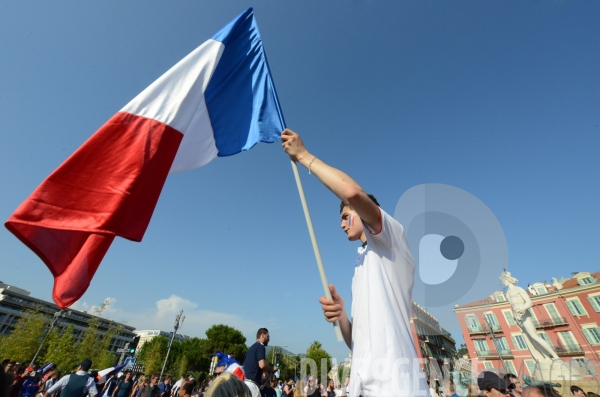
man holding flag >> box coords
[281,130,428,397]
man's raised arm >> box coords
[281,129,381,232]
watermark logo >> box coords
[394,184,508,317]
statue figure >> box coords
[552,277,563,290]
[500,270,559,362]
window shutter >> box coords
[566,300,578,315]
[582,328,594,344]
[588,296,600,312]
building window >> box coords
[537,331,552,345]
[494,337,509,351]
[558,331,579,348]
[535,286,548,295]
[483,361,494,369]
[543,303,561,321]
[524,360,537,376]
[466,315,480,329]
[579,277,596,286]
[496,295,506,302]
[474,339,488,352]
[572,358,597,376]
[566,299,587,316]
[503,310,516,326]
[484,313,499,326]
[588,296,600,313]
[582,327,600,345]
[512,335,528,350]
[504,360,517,375]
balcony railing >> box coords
[468,323,503,335]
[532,316,569,328]
[475,348,513,358]
[555,341,584,356]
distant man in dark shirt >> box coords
[243,328,278,397]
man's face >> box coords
[151,375,160,385]
[262,332,270,346]
[484,387,510,397]
[340,207,364,241]
[215,365,225,375]
[178,383,187,397]
[572,390,585,397]
[509,377,522,394]
[125,373,131,381]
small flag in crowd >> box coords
[5,8,285,309]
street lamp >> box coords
[160,310,185,379]
[31,309,71,366]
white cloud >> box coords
[76,294,267,340]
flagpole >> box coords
[290,160,343,342]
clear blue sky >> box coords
[1,1,599,361]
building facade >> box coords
[453,271,600,379]
[410,302,458,376]
[0,281,136,353]
[133,329,190,354]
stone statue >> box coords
[552,277,563,290]
[500,271,559,362]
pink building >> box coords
[453,271,600,379]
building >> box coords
[133,329,190,354]
[453,271,600,379]
[410,302,458,377]
[0,281,136,353]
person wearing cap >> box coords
[45,359,98,397]
[477,371,510,397]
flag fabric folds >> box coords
[5,7,285,309]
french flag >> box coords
[5,8,285,309]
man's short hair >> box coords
[256,328,269,339]
[570,385,585,394]
[523,385,561,397]
[339,194,379,213]
[182,381,193,395]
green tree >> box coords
[304,341,331,381]
[456,343,468,357]
[204,325,248,362]
[74,300,120,368]
[138,336,169,375]
[43,324,78,372]
[0,306,48,363]
[281,354,301,381]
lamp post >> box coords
[31,309,70,366]
[160,310,185,379]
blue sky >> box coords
[1,1,599,361]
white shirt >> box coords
[46,371,98,396]
[350,208,428,397]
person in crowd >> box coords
[502,373,521,397]
[293,379,304,397]
[172,375,186,397]
[571,386,587,396]
[45,360,97,397]
[282,380,293,397]
[178,382,193,397]
[44,371,60,393]
[281,129,427,397]
[477,371,510,397]
[2,365,14,397]
[242,329,277,397]
[20,368,41,397]
[132,375,147,397]
[10,365,28,397]
[159,376,173,397]
[204,373,250,397]
[323,380,334,397]
[138,374,161,397]
[112,370,134,397]
[522,385,561,397]
[99,372,117,397]
[259,376,276,397]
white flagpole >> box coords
[290,160,343,342]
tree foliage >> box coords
[0,307,48,363]
[43,324,78,372]
[304,341,331,381]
